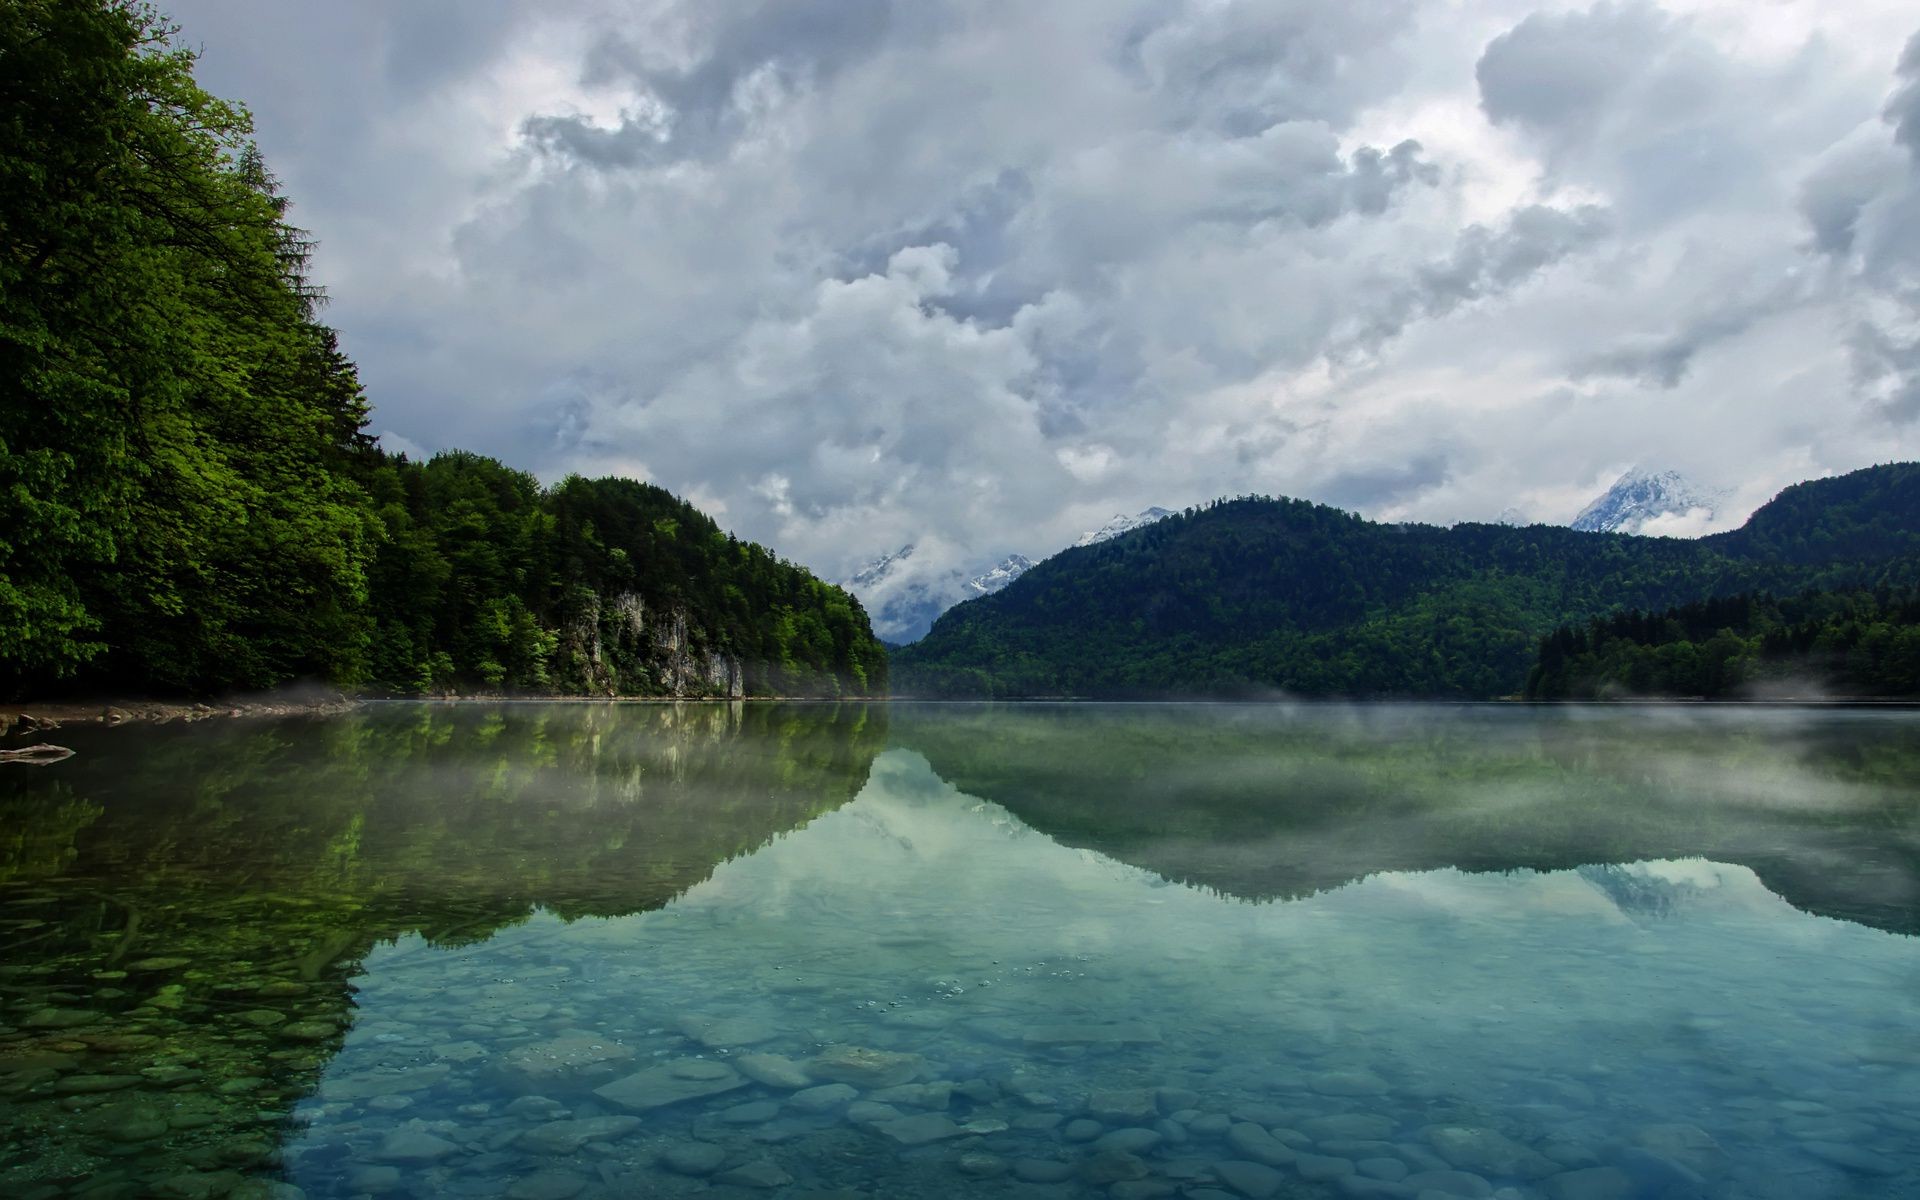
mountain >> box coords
[1076,507,1175,547]
[848,509,1169,642]
[1571,468,1724,534]
[965,554,1034,595]
[892,463,1920,699]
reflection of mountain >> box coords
[892,704,1920,936]
[0,703,885,1191]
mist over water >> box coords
[2,702,1917,1199]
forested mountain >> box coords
[0,2,884,700]
[1526,587,1920,699]
[894,464,1920,698]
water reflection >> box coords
[0,702,1917,1199]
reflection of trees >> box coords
[894,704,1920,935]
[0,702,885,1194]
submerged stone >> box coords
[495,1034,635,1090]
[505,1173,588,1200]
[660,1142,728,1176]
[592,1059,745,1111]
[734,1052,814,1089]
[875,1112,962,1145]
[807,1045,922,1088]
[518,1115,641,1154]
[1211,1159,1285,1198]
[714,1160,794,1189]
[373,1128,460,1163]
[1425,1125,1558,1179]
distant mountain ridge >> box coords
[1571,468,1725,534]
[1076,507,1175,547]
[845,507,1172,642]
[893,463,1920,698]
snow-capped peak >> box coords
[849,544,915,589]
[1075,506,1174,547]
[964,554,1034,596]
[1571,469,1724,536]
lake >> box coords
[2,702,1917,1200]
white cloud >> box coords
[166,0,1920,594]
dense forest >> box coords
[895,464,1920,698]
[0,1,885,700]
[1525,587,1920,699]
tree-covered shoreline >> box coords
[0,2,885,701]
[895,464,1920,699]
[1525,587,1920,700]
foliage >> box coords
[895,465,1920,698]
[357,458,889,697]
[1525,587,1920,699]
[0,2,885,699]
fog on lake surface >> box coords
[2,702,1917,1200]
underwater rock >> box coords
[372,1128,459,1163]
[592,1059,745,1112]
[660,1141,728,1176]
[788,1083,857,1113]
[517,1115,641,1154]
[20,1007,104,1030]
[675,1013,778,1048]
[1210,1159,1285,1198]
[874,1112,963,1145]
[1542,1166,1637,1200]
[1225,1123,1295,1166]
[733,1052,813,1090]
[504,1172,588,1200]
[1425,1126,1557,1179]
[714,1160,793,1189]
[495,1034,635,1091]
[807,1045,922,1089]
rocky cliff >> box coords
[563,592,744,698]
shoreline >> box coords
[8,692,1915,736]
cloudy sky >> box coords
[168,0,1920,591]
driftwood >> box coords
[0,743,75,766]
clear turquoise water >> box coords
[2,702,1917,1200]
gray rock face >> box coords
[591,1059,746,1112]
[561,593,746,698]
